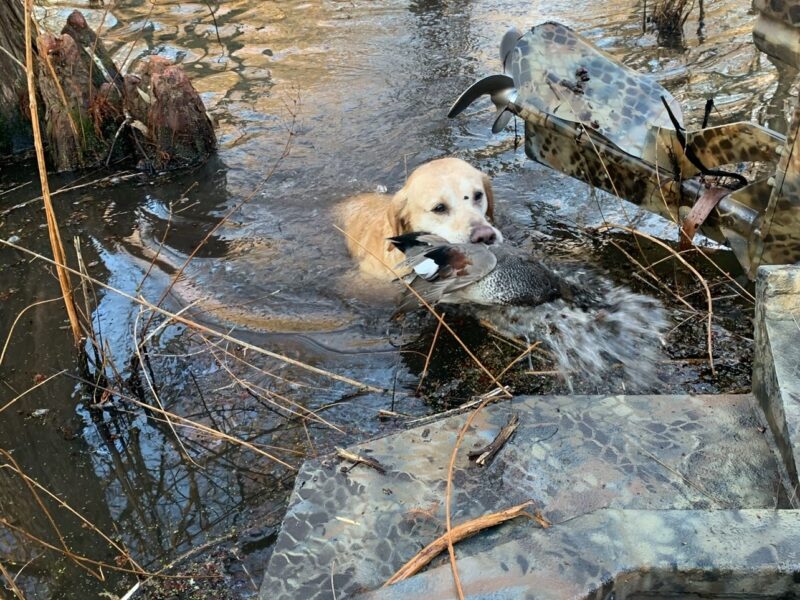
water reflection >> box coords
[1,0,798,596]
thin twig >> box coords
[691,244,755,303]
[133,308,200,468]
[202,0,224,49]
[403,386,510,426]
[0,560,25,600]
[0,455,146,575]
[0,43,26,71]
[336,448,387,474]
[493,340,541,386]
[0,172,138,218]
[0,180,31,197]
[416,313,444,394]
[0,370,67,414]
[606,238,697,312]
[330,559,338,600]
[443,392,496,598]
[0,517,171,578]
[207,342,344,432]
[0,297,61,367]
[197,333,332,392]
[606,223,715,374]
[64,371,297,469]
[0,451,101,579]
[384,501,541,586]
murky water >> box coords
[1,0,797,597]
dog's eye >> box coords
[431,203,448,214]
[473,191,484,202]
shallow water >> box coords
[0,0,797,597]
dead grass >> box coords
[24,0,82,345]
[602,223,715,375]
[651,0,694,39]
[0,559,26,599]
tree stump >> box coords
[1,7,216,171]
[0,0,29,155]
[124,56,217,171]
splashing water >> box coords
[475,267,668,391]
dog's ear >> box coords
[482,173,495,223]
[387,190,410,236]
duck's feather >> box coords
[392,239,497,312]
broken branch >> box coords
[468,413,520,466]
[335,448,387,474]
[384,501,543,586]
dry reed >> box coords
[651,0,694,38]
[0,559,26,599]
[24,0,82,345]
[416,313,445,394]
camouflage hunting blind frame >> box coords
[450,22,800,277]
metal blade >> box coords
[500,27,523,71]
[491,108,513,133]
[447,74,515,118]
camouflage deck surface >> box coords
[365,508,800,599]
[260,392,792,599]
[260,266,800,599]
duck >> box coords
[389,232,667,390]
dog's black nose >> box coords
[470,226,497,245]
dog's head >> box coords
[387,158,503,245]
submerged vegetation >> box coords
[648,0,696,46]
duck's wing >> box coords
[388,232,450,257]
[390,240,497,312]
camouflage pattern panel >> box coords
[510,22,682,160]
[261,393,790,600]
[768,103,800,209]
[718,179,772,274]
[752,0,800,67]
[748,103,800,274]
[368,509,800,600]
[684,122,783,170]
[520,111,777,255]
[654,122,782,192]
[652,127,698,177]
[522,119,712,237]
[753,195,800,269]
[753,0,800,28]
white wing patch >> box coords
[413,258,440,280]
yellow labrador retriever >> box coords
[336,158,502,279]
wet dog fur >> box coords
[336,157,502,279]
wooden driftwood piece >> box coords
[384,501,549,586]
